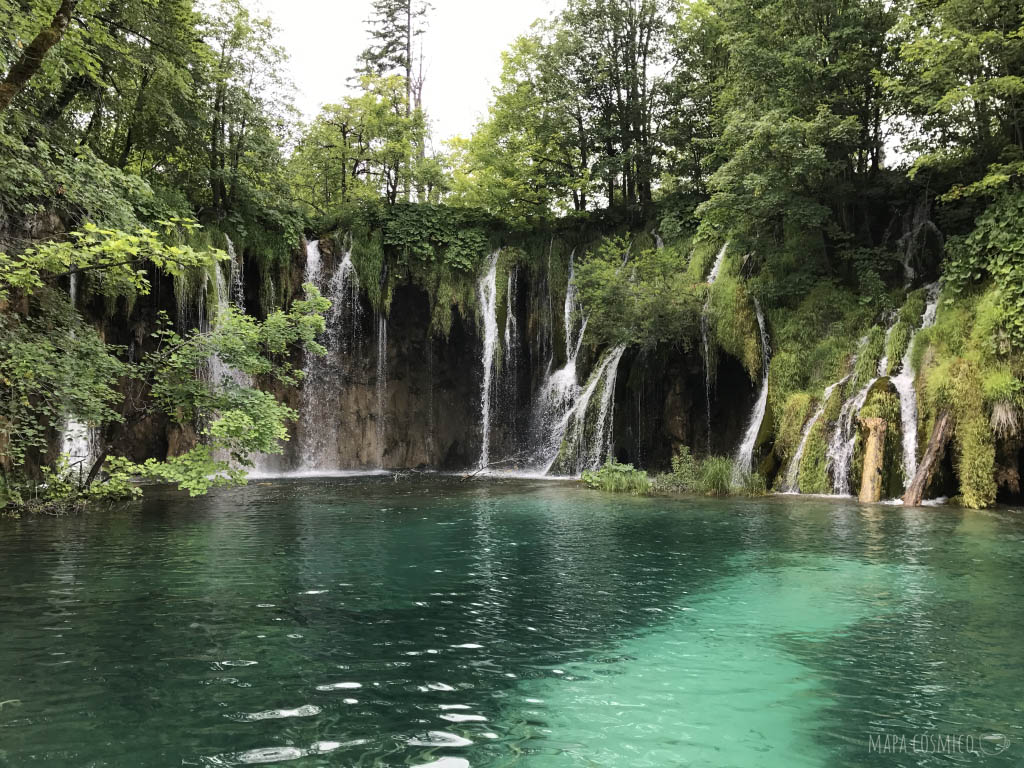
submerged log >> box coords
[858,417,888,503]
[903,410,953,507]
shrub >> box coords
[581,460,652,495]
[700,456,735,496]
[654,446,700,493]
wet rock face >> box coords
[612,347,756,472]
[97,246,757,476]
[280,283,483,471]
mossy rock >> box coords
[798,419,832,494]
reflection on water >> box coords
[0,477,1022,767]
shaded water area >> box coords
[1,479,1023,767]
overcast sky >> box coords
[246,0,560,143]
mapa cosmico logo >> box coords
[868,732,1010,757]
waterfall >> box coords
[701,243,728,449]
[297,241,361,470]
[207,257,252,388]
[545,344,627,475]
[226,235,245,311]
[654,232,664,250]
[707,242,727,285]
[781,374,851,493]
[823,285,941,495]
[732,297,771,483]
[476,251,500,469]
[376,312,388,468]
[503,270,518,376]
[60,272,98,477]
[563,249,587,361]
[526,250,589,471]
[825,379,876,494]
[891,283,940,484]
[502,268,520,452]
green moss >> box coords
[798,419,831,494]
[708,275,761,380]
[853,326,885,389]
[777,393,812,461]
[949,361,997,509]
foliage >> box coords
[886,0,1024,201]
[707,274,761,380]
[575,235,702,349]
[0,224,329,512]
[581,459,652,495]
[653,447,758,497]
[450,0,664,217]
[945,191,1024,350]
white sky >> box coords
[247,0,560,143]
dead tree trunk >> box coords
[858,417,888,503]
[903,410,953,506]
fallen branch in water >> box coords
[460,457,523,481]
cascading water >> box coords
[226,235,245,311]
[526,250,589,471]
[781,374,852,493]
[732,297,771,483]
[701,243,728,449]
[501,267,520,451]
[476,251,500,469]
[297,240,362,470]
[207,259,252,388]
[824,285,941,495]
[825,333,884,495]
[891,283,940,484]
[375,312,388,468]
[60,271,98,477]
[826,379,876,494]
[545,344,627,475]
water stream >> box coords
[476,251,500,469]
[59,271,98,477]
[297,240,362,471]
[732,297,771,483]
[780,374,851,493]
[701,243,728,450]
[891,283,941,484]
[545,344,627,475]
[376,312,388,468]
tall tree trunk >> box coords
[903,410,953,506]
[0,0,80,111]
[118,68,153,169]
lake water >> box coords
[1,477,1022,767]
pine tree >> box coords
[356,0,431,116]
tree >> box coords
[886,0,1024,201]
[357,0,432,114]
[290,75,430,212]
[452,0,666,216]
[0,0,78,111]
[0,222,329,512]
[695,0,900,267]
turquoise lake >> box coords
[1,477,1022,766]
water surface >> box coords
[1,477,1022,766]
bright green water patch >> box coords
[0,479,1022,767]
